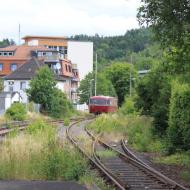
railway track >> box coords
[0,117,84,137]
[67,119,188,190]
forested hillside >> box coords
[70,27,155,69]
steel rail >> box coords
[86,127,188,190]
[66,119,127,190]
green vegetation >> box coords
[80,170,115,190]
[168,81,190,152]
[135,65,171,136]
[96,150,118,158]
[0,39,15,48]
[119,97,137,115]
[71,27,154,68]
[154,152,190,167]
[0,119,87,180]
[27,66,73,118]
[88,114,161,152]
[78,72,116,103]
[5,103,27,121]
[0,119,116,189]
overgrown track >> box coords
[86,127,188,190]
[66,119,127,190]
[0,117,85,137]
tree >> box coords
[78,72,116,103]
[49,88,73,118]
[0,39,15,48]
[138,0,190,49]
[168,81,190,152]
[27,66,72,117]
[27,66,56,111]
[105,62,136,106]
[135,64,171,135]
[138,0,190,74]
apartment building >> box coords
[23,35,93,80]
[0,44,79,102]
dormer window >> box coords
[0,51,14,56]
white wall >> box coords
[28,40,39,46]
[4,80,65,104]
[67,41,93,80]
[56,81,64,92]
[4,80,30,103]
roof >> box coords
[4,58,68,81]
[0,45,51,60]
[22,35,68,40]
[4,58,43,80]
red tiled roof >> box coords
[0,45,51,60]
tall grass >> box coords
[0,119,87,180]
[88,114,163,152]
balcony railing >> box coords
[44,55,60,62]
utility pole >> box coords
[129,54,132,97]
[18,23,21,45]
[95,53,97,96]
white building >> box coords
[3,58,65,104]
[67,41,93,80]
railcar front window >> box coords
[90,99,107,105]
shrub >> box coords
[168,81,190,152]
[135,65,171,136]
[49,89,74,118]
[5,103,27,121]
[119,96,137,115]
[64,118,70,126]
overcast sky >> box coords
[0,0,141,43]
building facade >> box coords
[23,36,93,80]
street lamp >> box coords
[89,79,94,97]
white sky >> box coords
[0,0,141,43]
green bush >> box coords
[135,65,171,136]
[49,89,74,118]
[5,103,27,121]
[168,81,190,152]
[119,97,137,115]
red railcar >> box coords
[89,96,118,114]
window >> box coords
[9,86,13,92]
[8,81,14,92]
[10,63,17,71]
[68,65,71,72]
[0,63,3,71]
[90,99,107,105]
[4,52,7,56]
[65,64,68,72]
[20,81,26,90]
[8,52,13,56]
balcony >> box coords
[72,64,78,70]
[72,77,79,82]
[44,55,60,62]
